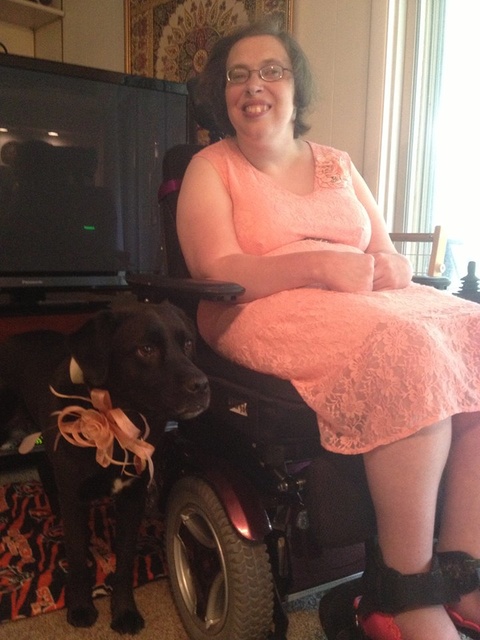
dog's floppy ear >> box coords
[67,310,122,387]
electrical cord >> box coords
[0,42,8,54]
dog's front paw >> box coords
[67,603,98,628]
[110,609,145,635]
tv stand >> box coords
[8,288,46,307]
[0,297,111,317]
[0,291,121,343]
[0,289,119,316]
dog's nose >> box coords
[185,375,209,396]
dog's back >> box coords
[0,330,69,447]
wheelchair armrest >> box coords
[412,275,451,290]
[127,273,245,303]
[128,273,451,304]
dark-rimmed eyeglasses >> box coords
[226,64,292,84]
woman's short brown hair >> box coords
[193,21,314,139]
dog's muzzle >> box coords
[176,373,210,419]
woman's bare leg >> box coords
[437,411,480,624]
[363,418,459,640]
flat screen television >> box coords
[0,53,189,307]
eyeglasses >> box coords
[226,64,292,84]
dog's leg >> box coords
[109,479,147,634]
[46,440,99,628]
[61,496,99,628]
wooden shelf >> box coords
[0,0,63,30]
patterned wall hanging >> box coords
[125,0,293,81]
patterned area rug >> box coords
[0,480,165,622]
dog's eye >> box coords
[184,339,194,356]
[136,345,156,358]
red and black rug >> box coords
[0,480,166,622]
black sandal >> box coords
[354,544,458,640]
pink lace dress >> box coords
[194,139,480,454]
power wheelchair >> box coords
[127,145,385,640]
[127,92,451,640]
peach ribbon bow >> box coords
[50,387,155,484]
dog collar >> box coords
[69,357,84,384]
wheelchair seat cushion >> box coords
[197,337,304,404]
[196,337,322,460]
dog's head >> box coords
[66,301,210,421]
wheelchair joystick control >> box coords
[455,261,480,303]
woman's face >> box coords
[225,35,296,141]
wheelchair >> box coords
[127,87,451,640]
[127,145,385,640]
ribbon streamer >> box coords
[50,387,155,484]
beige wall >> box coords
[0,19,34,56]
[62,0,124,72]
[294,0,388,193]
[294,1,371,158]
[0,0,124,70]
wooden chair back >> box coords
[390,225,447,277]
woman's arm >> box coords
[177,156,375,302]
[351,164,413,290]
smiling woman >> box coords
[196,24,313,139]
[224,35,297,148]
[176,20,480,640]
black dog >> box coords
[0,301,210,633]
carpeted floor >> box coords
[0,584,474,640]
[0,582,329,640]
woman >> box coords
[177,21,480,640]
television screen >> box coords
[0,54,188,304]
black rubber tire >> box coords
[165,476,274,640]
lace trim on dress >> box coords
[315,150,351,189]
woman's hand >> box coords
[371,252,413,290]
[320,251,375,292]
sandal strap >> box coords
[361,546,458,614]
[437,550,480,596]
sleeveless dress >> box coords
[193,139,480,454]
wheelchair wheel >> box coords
[165,475,274,640]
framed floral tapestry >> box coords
[125,0,294,81]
